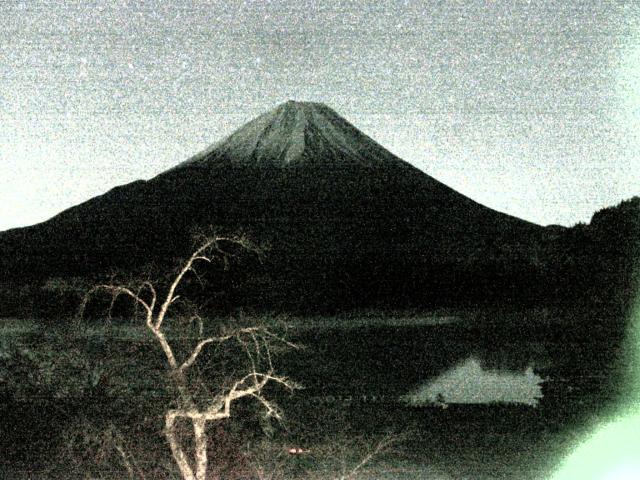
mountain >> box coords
[1,101,551,313]
[176,100,418,169]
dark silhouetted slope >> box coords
[1,101,556,312]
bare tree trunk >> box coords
[193,416,208,480]
[166,412,196,480]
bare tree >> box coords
[80,233,299,480]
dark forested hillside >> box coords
[541,197,640,308]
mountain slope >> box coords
[176,100,414,169]
[0,101,547,311]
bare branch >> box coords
[155,235,246,330]
[339,434,398,480]
[227,372,298,403]
[188,314,204,337]
[262,335,274,372]
[107,290,120,323]
[177,325,278,372]
[258,328,301,351]
[150,327,178,369]
[250,393,284,420]
[108,426,146,480]
[238,333,258,385]
[139,281,157,313]
[179,337,223,372]
[165,412,196,480]
[81,231,294,480]
[155,238,215,329]
[84,284,153,324]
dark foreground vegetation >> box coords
[0,302,629,479]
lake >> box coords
[0,306,630,478]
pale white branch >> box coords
[339,434,398,480]
[250,393,283,420]
[82,233,293,480]
[91,284,153,322]
[179,337,219,372]
[155,235,238,329]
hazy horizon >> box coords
[2,1,639,231]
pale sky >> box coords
[1,0,639,231]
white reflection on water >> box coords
[402,357,545,406]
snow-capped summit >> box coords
[177,100,404,169]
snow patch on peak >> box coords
[175,100,404,170]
